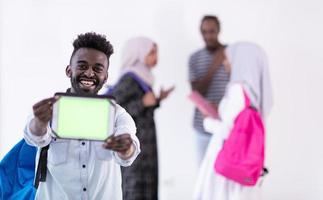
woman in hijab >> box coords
[194,42,273,200]
[110,37,174,200]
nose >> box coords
[205,32,213,40]
[84,67,95,77]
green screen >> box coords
[55,96,111,140]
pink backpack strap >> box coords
[242,88,251,108]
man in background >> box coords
[188,15,230,165]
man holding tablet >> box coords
[24,32,140,200]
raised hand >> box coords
[212,47,226,70]
[158,86,175,101]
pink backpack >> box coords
[214,89,265,186]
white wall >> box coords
[1,0,323,199]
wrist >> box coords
[118,144,135,160]
[30,118,48,136]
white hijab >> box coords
[225,42,273,118]
[120,37,155,87]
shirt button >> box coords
[83,188,87,192]
[82,164,86,168]
[82,142,85,145]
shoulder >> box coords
[118,74,136,84]
[189,48,207,59]
[220,83,245,114]
[115,103,126,114]
[115,74,141,89]
[227,83,244,96]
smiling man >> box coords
[24,32,140,200]
[67,46,108,95]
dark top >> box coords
[111,73,159,200]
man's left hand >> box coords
[102,134,134,159]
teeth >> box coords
[80,80,94,86]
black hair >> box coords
[201,15,221,31]
[70,32,114,62]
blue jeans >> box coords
[195,130,212,166]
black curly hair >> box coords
[70,32,114,63]
[201,15,221,31]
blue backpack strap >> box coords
[0,139,37,200]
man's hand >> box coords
[102,134,135,159]
[30,96,59,136]
[211,47,226,71]
[191,47,226,96]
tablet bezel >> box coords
[51,92,116,141]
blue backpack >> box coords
[0,139,37,200]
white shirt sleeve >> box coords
[220,84,245,121]
[203,117,222,135]
[23,115,52,148]
[203,84,245,139]
[112,104,140,166]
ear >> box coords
[66,65,72,78]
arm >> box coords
[142,86,175,110]
[24,97,58,147]
[157,86,175,104]
[103,105,140,166]
[220,84,245,126]
[190,48,226,96]
[190,67,219,96]
[202,84,245,137]
[203,117,222,134]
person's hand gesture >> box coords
[158,86,175,101]
[212,47,226,70]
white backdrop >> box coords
[1,0,323,199]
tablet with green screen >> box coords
[51,93,116,141]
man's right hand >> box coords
[30,97,59,136]
[191,46,227,96]
[211,47,226,70]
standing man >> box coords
[24,32,140,200]
[188,15,230,165]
